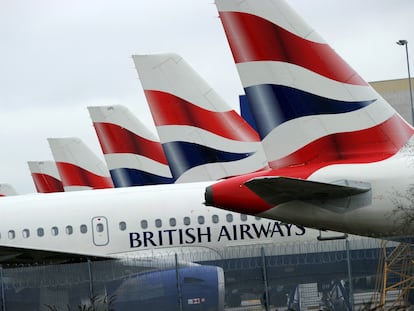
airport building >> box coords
[370,77,414,125]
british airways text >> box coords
[129,221,306,248]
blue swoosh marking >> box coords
[244,84,376,139]
[110,168,174,187]
[163,141,255,180]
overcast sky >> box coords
[1,0,413,194]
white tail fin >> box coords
[28,161,64,193]
[216,0,414,168]
[0,184,17,196]
[48,137,114,191]
[88,105,173,187]
[132,53,268,182]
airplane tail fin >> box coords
[28,161,64,193]
[0,184,17,196]
[88,105,173,187]
[132,53,268,182]
[216,0,414,168]
[48,137,114,191]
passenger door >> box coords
[91,216,109,246]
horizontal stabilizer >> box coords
[245,177,371,206]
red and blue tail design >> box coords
[88,105,173,187]
[133,53,268,182]
[217,0,414,169]
[28,161,64,193]
[48,138,114,191]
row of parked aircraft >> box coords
[1,0,413,309]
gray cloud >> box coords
[0,0,413,193]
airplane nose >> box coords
[204,185,214,206]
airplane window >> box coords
[183,217,191,226]
[80,225,88,234]
[51,227,59,236]
[119,222,127,231]
[226,214,233,223]
[169,218,176,227]
[22,229,30,239]
[155,219,162,228]
[96,223,104,233]
[197,216,205,225]
[37,228,44,237]
[8,230,15,240]
[65,225,73,235]
[255,216,261,221]
[240,214,248,222]
[141,220,148,229]
[212,215,219,224]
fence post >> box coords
[175,253,183,311]
[87,258,95,310]
[0,266,5,311]
[261,247,270,311]
[346,239,354,310]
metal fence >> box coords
[0,236,392,311]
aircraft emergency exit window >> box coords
[226,214,233,223]
[119,222,127,231]
[183,217,191,226]
[65,225,73,235]
[80,225,88,234]
[240,214,248,222]
[8,230,15,240]
[212,215,219,224]
[155,219,162,228]
[141,220,148,229]
[197,216,205,225]
[96,223,104,233]
[51,227,59,236]
[37,228,44,237]
[22,229,30,239]
[169,218,176,227]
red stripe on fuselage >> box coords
[144,90,260,142]
[219,11,366,86]
[93,122,168,165]
[56,162,114,189]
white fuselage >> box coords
[0,181,336,262]
[260,153,414,239]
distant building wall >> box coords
[370,78,414,124]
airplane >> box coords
[48,137,114,191]
[88,105,174,187]
[0,183,17,196]
[0,181,381,309]
[132,53,269,182]
[28,160,64,193]
[0,7,388,309]
[204,0,414,240]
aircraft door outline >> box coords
[92,216,109,246]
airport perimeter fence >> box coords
[0,236,395,311]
